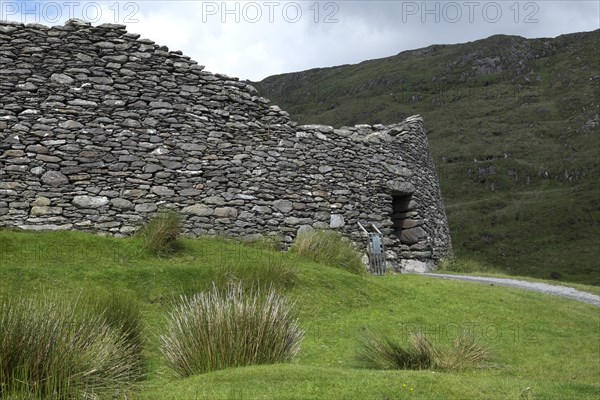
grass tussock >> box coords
[358,329,490,372]
[0,293,144,399]
[438,331,491,371]
[437,257,500,274]
[82,290,145,364]
[160,283,304,377]
[292,230,366,275]
[138,210,182,256]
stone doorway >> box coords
[391,193,412,239]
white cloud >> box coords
[4,1,599,80]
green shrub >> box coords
[0,294,144,399]
[358,329,489,372]
[160,283,304,377]
[291,230,366,275]
[138,210,182,256]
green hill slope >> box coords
[253,31,600,285]
[0,230,598,399]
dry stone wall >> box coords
[0,19,451,271]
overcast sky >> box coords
[4,1,600,80]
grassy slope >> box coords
[1,230,598,399]
[253,31,600,285]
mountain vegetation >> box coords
[253,30,600,285]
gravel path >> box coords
[422,273,600,307]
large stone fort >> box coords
[0,19,451,272]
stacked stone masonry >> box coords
[0,19,451,272]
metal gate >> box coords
[358,222,386,275]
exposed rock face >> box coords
[0,19,451,267]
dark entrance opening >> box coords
[391,193,412,238]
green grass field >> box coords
[0,229,598,399]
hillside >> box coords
[253,31,600,285]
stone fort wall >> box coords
[0,19,451,271]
